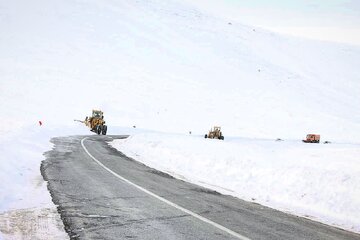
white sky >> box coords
[185,0,360,45]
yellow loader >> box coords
[75,110,107,135]
[205,126,224,140]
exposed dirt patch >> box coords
[0,207,68,240]
[147,169,175,179]
[191,187,221,196]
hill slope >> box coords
[1,0,359,141]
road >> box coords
[41,135,360,240]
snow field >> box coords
[1,0,360,142]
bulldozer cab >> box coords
[213,126,221,132]
[92,110,103,119]
[307,134,314,140]
[306,134,319,140]
[303,134,320,143]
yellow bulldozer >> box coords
[75,110,107,135]
[205,126,224,140]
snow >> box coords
[111,133,360,233]
[0,0,360,237]
[0,125,83,239]
[0,125,88,212]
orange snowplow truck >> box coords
[85,110,107,135]
[75,110,107,135]
[303,134,320,143]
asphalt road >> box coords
[41,135,360,240]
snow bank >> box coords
[0,124,85,211]
[111,133,360,233]
[0,124,88,239]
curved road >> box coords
[41,135,360,240]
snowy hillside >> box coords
[1,0,360,238]
[1,0,360,141]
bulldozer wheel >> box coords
[96,125,102,135]
[102,125,107,135]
